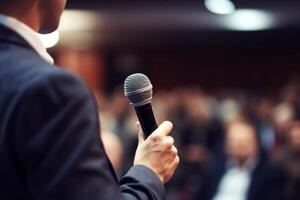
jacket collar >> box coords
[0,24,32,49]
[0,14,54,64]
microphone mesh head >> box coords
[124,73,153,107]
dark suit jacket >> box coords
[0,25,164,200]
[193,151,285,200]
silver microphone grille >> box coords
[124,73,153,107]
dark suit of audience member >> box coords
[193,152,284,200]
[193,121,285,200]
[275,122,300,200]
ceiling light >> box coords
[224,9,275,31]
[204,0,236,15]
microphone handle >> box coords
[135,103,158,138]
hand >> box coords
[134,121,179,183]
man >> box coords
[275,121,300,200]
[193,120,284,200]
[0,0,179,199]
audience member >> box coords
[193,120,284,200]
[97,80,300,200]
[275,121,300,200]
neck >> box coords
[0,3,40,32]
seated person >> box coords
[193,120,284,200]
[275,121,300,200]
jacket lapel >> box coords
[0,24,32,49]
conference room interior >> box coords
[41,0,300,199]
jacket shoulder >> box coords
[0,44,88,97]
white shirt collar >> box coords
[226,157,258,172]
[0,14,54,64]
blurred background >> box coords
[41,0,300,199]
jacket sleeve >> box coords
[14,70,164,200]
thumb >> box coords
[136,121,145,144]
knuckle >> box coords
[165,142,173,150]
[170,152,177,160]
[165,121,174,129]
[150,135,160,143]
[167,136,174,144]
[175,156,180,164]
[172,146,178,155]
[162,138,172,147]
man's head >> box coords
[225,121,259,164]
[0,0,67,33]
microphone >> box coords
[124,73,158,138]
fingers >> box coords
[133,119,179,184]
[170,154,180,166]
[136,121,145,144]
[160,145,178,163]
[136,120,174,150]
[166,136,174,146]
[170,145,178,156]
[163,136,175,150]
[152,121,173,137]
[148,135,175,152]
[161,155,180,183]
[168,155,180,173]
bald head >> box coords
[0,0,66,33]
[226,121,259,164]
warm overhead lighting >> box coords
[204,0,236,15]
[38,30,60,48]
[224,9,275,31]
[59,10,100,32]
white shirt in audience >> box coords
[213,158,257,200]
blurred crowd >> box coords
[95,79,300,200]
